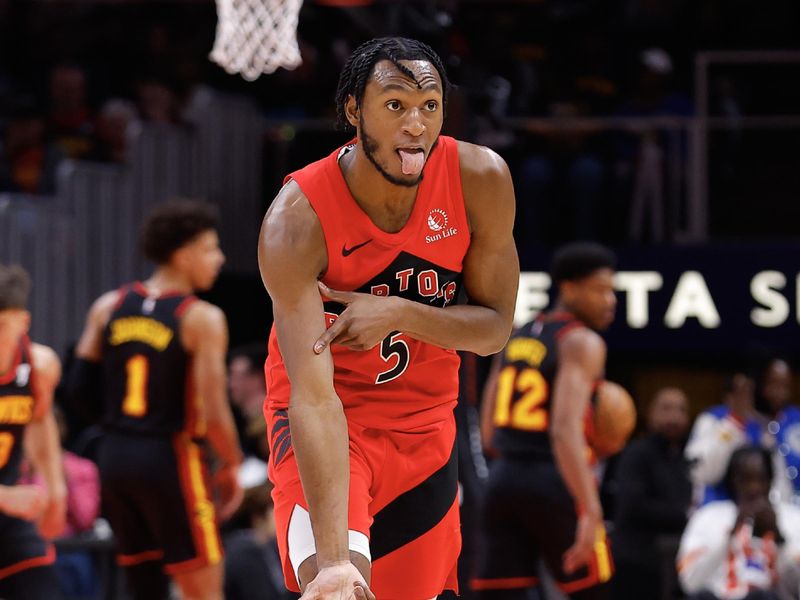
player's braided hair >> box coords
[0,264,31,310]
[335,37,451,131]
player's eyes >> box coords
[386,100,402,111]
[425,100,439,111]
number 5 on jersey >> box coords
[376,332,410,384]
[122,354,149,417]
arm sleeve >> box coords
[685,412,748,488]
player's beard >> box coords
[359,116,438,188]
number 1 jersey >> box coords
[265,136,470,429]
[101,283,204,437]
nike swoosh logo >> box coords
[342,239,372,256]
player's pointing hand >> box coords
[317,282,357,306]
[314,282,400,354]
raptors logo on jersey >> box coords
[265,136,470,429]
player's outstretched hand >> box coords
[300,562,376,600]
[0,484,47,521]
[214,464,244,521]
[563,511,601,575]
[38,493,67,539]
[314,282,398,353]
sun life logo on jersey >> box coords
[427,208,448,232]
[425,208,458,244]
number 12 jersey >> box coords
[491,312,587,460]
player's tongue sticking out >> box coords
[398,149,425,175]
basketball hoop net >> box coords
[209,0,303,81]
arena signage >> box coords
[515,244,800,351]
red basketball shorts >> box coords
[267,408,460,600]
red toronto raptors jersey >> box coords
[265,136,470,429]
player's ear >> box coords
[171,245,191,272]
[21,310,31,334]
[561,281,576,304]
[345,95,359,127]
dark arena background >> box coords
[2,1,800,599]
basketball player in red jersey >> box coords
[70,201,243,600]
[258,37,519,600]
[0,264,66,600]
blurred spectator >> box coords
[228,342,269,461]
[685,374,767,505]
[47,64,94,159]
[612,387,693,600]
[223,459,294,600]
[514,34,616,247]
[753,358,800,501]
[135,77,181,124]
[87,99,138,163]
[611,47,693,242]
[516,149,606,244]
[614,47,692,135]
[0,95,64,194]
[677,446,800,600]
[687,360,800,506]
[469,75,516,153]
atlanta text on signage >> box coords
[515,270,799,330]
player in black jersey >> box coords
[0,264,66,600]
[472,242,617,600]
[69,201,244,600]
